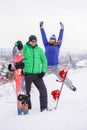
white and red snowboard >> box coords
[51,64,71,110]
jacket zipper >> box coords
[32,48,34,73]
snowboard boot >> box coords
[71,85,76,91]
[41,108,52,112]
[27,98,32,110]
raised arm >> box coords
[40,21,48,47]
[57,22,64,47]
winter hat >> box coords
[29,35,37,42]
[49,34,56,41]
[15,41,22,46]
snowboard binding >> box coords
[18,94,29,105]
[51,90,60,100]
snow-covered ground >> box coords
[0,65,87,130]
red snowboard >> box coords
[13,46,28,115]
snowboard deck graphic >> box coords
[13,46,28,115]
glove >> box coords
[60,22,64,30]
[15,61,24,69]
[16,41,23,50]
[8,64,14,72]
[38,72,45,79]
[40,21,43,28]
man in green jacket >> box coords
[23,35,48,112]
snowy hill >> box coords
[0,67,87,130]
[76,59,87,67]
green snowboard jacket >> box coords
[23,43,47,74]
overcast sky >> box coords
[0,0,87,51]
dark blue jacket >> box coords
[40,28,64,66]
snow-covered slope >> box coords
[76,59,87,67]
[0,67,87,130]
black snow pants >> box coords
[25,73,48,111]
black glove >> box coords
[8,64,14,72]
[38,72,45,79]
[60,22,64,30]
[15,61,24,69]
[16,41,23,50]
[40,21,43,28]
